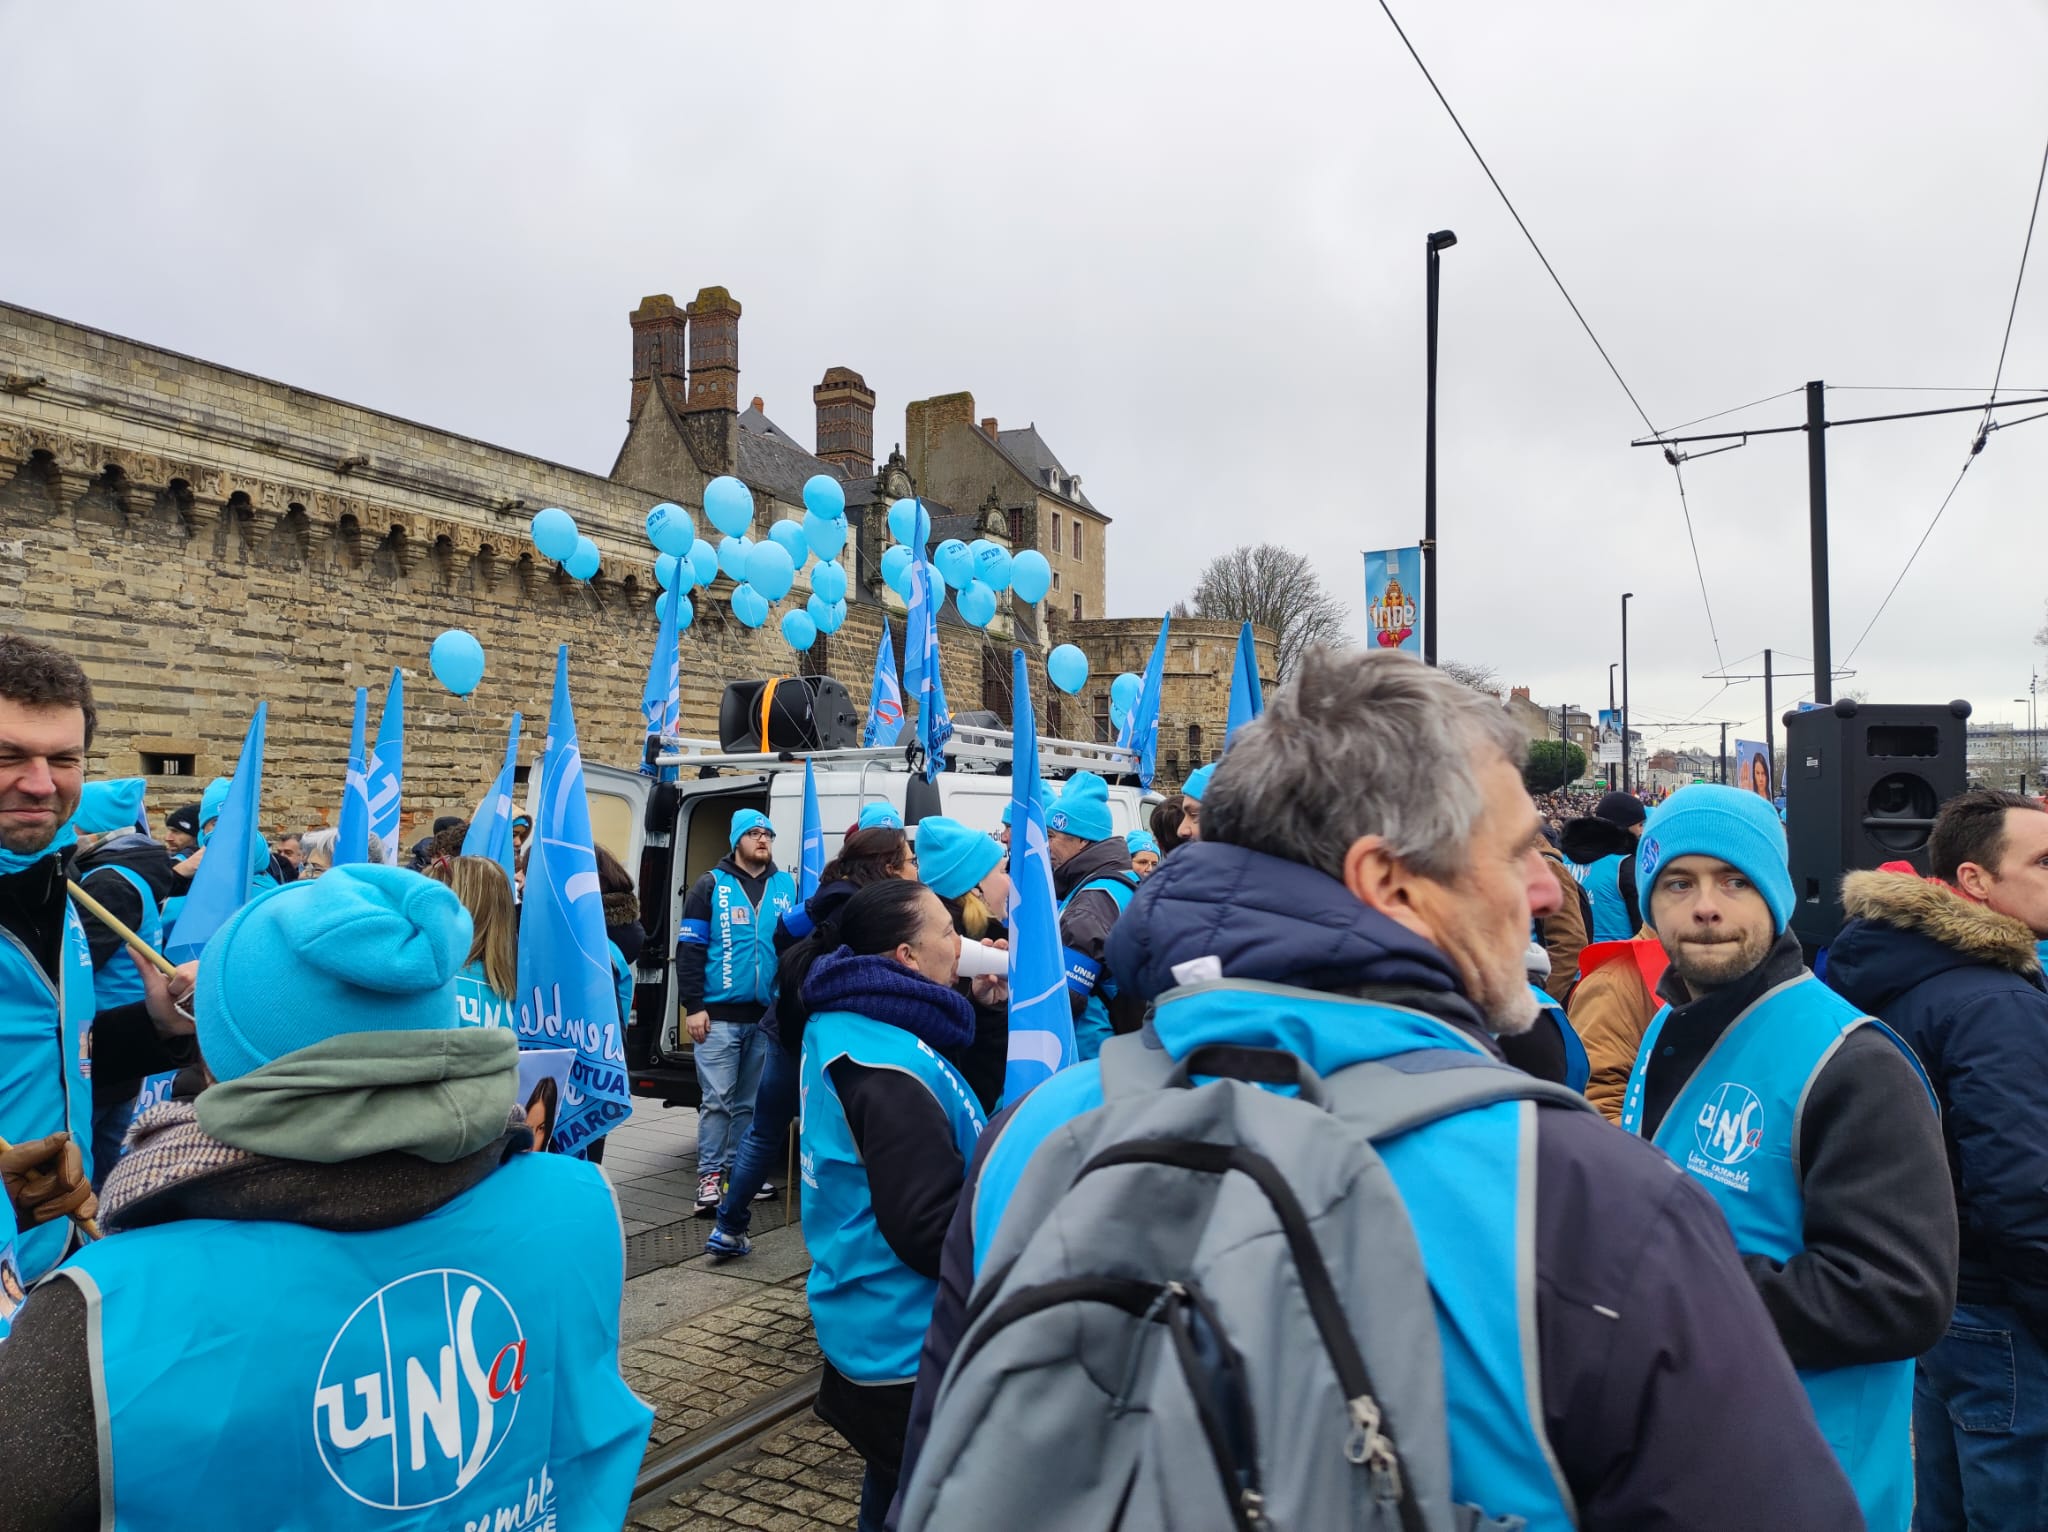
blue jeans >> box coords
[1913,1301,2048,1530]
[858,1460,897,1532]
[694,1020,768,1179]
[715,1042,798,1235]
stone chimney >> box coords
[628,294,688,420]
[814,366,876,475]
[683,286,741,412]
[749,395,764,414]
[904,392,976,488]
[1510,686,1532,702]
[981,416,999,438]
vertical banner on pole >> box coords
[1734,740,1773,800]
[1362,547,1423,653]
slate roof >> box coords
[995,424,1100,514]
[736,406,846,507]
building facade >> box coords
[1061,618,1276,793]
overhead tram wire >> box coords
[1372,0,1726,676]
[1842,126,2048,667]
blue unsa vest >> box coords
[1530,984,1590,1093]
[454,960,516,1029]
[970,985,1579,1530]
[0,1193,19,1345]
[1057,872,1137,1062]
[56,1151,653,1530]
[1580,854,1633,943]
[683,865,796,1009]
[0,877,95,1282]
[79,864,162,1013]
[1621,972,1932,1532]
[800,1008,986,1383]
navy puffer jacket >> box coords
[1826,869,2048,1341]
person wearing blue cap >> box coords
[857,801,904,832]
[1177,763,1215,841]
[915,816,1012,1111]
[1621,784,1955,1532]
[0,864,655,1525]
[677,808,797,1212]
[1560,790,1649,943]
[996,780,1054,851]
[1045,772,1140,1061]
[1124,830,1160,878]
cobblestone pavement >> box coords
[621,1270,865,1530]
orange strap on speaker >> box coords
[757,677,782,751]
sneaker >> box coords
[753,1181,776,1202]
[705,1226,752,1260]
[694,1172,722,1215]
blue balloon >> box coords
[1010,548,1052,604]
[687,539,719,584]
[731,583,770,628]
[934,539,975,591]
[531,507,578,563]
[781,609,818,652]
[428,629,485,697]
[673,591,694,632]
[971,539,1012,592]
[887,497,931,548]
[806,592,847,635]
[717,535,752,582]
[1110,696,1130,731]
[810,560,848,605]
[881,544,913,595]
[803,474,847,520]
[1047,643,1089,695]
[767,519,810,570]
[746,539,796,601]
[1111,671,1142,713]
[957,579,998,628]
[668,552,698,594]
[704,476,754,539]
[565,535,601,581]
[654,553,679,590]
[803,509,847,561]
[645,502,695,556]
[826,597,849,632]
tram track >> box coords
[628,1367,825,1514]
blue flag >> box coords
[514,648,633,1157]
[905,535,952,782]
[1002,649,1075,1106]
[640,588,681,780]
[367,669,404,866]
[462,712,523,886]
[1225,620,1264,746]
[164,703,267,963]
[799,758,825,900]
[863,621,904,748]
[335,688,372,867]
[1119,612,1171,788]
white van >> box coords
[583,722,1152,1106]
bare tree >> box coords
[1440,660,1502,699]
[1189,544,1350,680]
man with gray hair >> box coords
[896,649,1859,1529]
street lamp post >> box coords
[1620,592,1634,793]
[1607,663,1618,791]
[1423,229,1457,666]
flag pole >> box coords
[65,880,179,977]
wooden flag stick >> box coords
[65,879,180,977]
[0,1133,103,1241]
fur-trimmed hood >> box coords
[1839,870,2041,973]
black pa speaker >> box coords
[718,676,861,754]
[1783,698,1971,946]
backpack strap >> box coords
[1322,1051,1598,1144]
[1095,1024,1180,1098]
[1097,1025,1336,1107]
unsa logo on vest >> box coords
[313,1269,529,1509]
[1693,1082,1766,1167]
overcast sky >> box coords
[6,0,2044,749]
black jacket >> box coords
[676,854,779,1023]
[1051,837,1137,1022]
[1637,929,1957,1370]
[72,834,177,971]
[1559,817,1642,931]
[1826,869,2048,1342]
[898,841,1865,1531]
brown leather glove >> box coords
[0,1131,99,1228]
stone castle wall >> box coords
[1062,616,1276,792]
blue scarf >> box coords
[0,820,75,878]
[800,948,976,1051]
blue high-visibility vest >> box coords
[0,1193,19,1344]
[453,960,515,1029]
[1580,854,1633,942]
[684,866,796,1008]
[1622,972,1931,1532]
[1057,873,1137,1062]
[800,1008,985,1384]
[79,863,162,1013]
[56,1152,654,1530]
[0,880,95,1281]
[1530,984,1590,1093]
[970,986,1579,1530]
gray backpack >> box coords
[898,1004,1596,1532]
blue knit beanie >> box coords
[72,778,147,835]
[915,815,1005,901]
[1125,830,1160,858]
[1638,784,1795,934]
[1048,772,1114,842]
[198,776,232,834]
[1182,763,1216,802]
[857,802,904,831]
[729,809,775,849]
[1000,780,1055,827]
[197,864,471,1082]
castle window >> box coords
[1073,522,1083,561]
[1072,593,1083,620]
[139,751,195,778]
[1051,515,1062,553]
